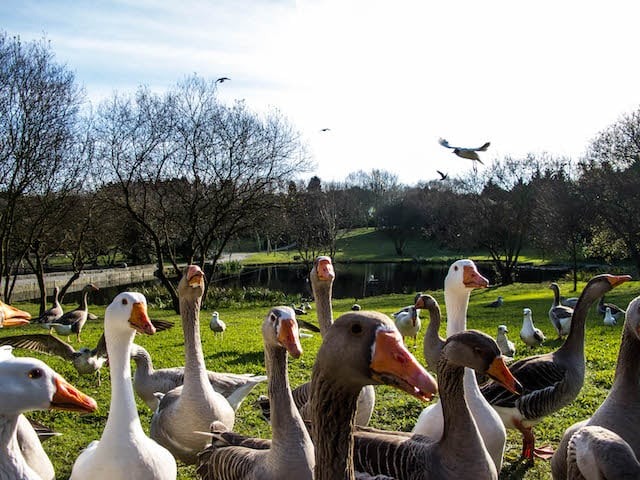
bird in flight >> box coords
[320,128,331,132]
[215,77,231,84]
[436,170,448,181]
[438,138,490,164]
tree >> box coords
[376,189,426,256]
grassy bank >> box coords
[2,275,638,479]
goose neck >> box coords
[445,288,470,337]
[313,282,333,336]
[611,327,640,398]
[180,297,209,387]
[0,415,35,478]
[438,362,479,449]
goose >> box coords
[34,286,63,324]
[70,291,176,480]
[0,300,31,327]
[496,324,516,359]
[482,273,631,461]
[412,259,508,472]
[130,343,266,411]
[598,295,625,321]
[603,306,617,326]
[150,264,235,464]
[45,283,99,342]
[566,425,640,479]
[196,306,314,480]
[392,304,421,348]
[549,282,574,339]
[209,311,226,336]
[415,294,444,371]
[520,307,545,348]
[0,333,108,385]
[551,294,640,478]
[311,310,438,480]
[485,296,504,308]
[352,330,523,480]
[0,345,97,480]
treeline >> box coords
[2,33,639,314]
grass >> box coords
[2,275,639,479]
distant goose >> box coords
[566,425,640,479]
[496,324,516,359]
[45,283,99,342]
[520,308,545,348]
[34,286,63,324]
[415,294,444,371]
[549,283,573,339]
[209,311,226,336]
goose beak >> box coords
[370,328,438,402]
[463,265,489,289]
[277,317,303,359]
[129,302,156,335]
[51,375,98,413]
[0,301,31,326]
[315,256,335,282]
[607,274,632,288]
[486,356,523,395]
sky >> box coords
[3,0,640,186]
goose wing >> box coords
[0,333,76,360]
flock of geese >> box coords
[0,257,639,479]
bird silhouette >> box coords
[215,77,230,84]
[320,128,331,132]
[436,170,448,180]
[438,137,490,164]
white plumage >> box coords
[209,311,226,336]
[603,306,617,326]
[520,307,545,348]
[496,324,516,359]
[392,305,421,348]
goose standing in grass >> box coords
[0,346,98,480]
[34,286,63,324]
[209,311,226,337]
[196,306,313,480]
[0,301,31,328]
[565,425,640,479]
[45,283,99,342]
[392,304,421,348]
[413,259,508,472]
[598,295,626,321]
[352,330,523,480]
[549,282,574,339]
[551,294,640,478]
[482,274,631,462]
[150,265,235,464]
[130,343,266,411]
[415,294,444,371]
[496,324,516,359]
[603,306,617,326]
[520,307,545,348]
[70,291,176,480]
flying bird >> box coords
[438,137,491,164]
[215,77,230,84]
[320,128,331,132]
[436,170,448,180]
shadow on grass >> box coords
[205,349,264,366]
[499,458,534,479]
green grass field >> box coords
[2,275,638,479]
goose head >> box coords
[414,293,438,310]
[106,292,156,336]
[442,330,522,394]
[0,346,98,415]
[262,306,303,358]
[312,256,335,283]
[444,259,490,293]
[624,295,640,339]
[179,264,205,301]
[0,301,31,327]
[316,311,438,401]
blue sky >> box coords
[3,0,640,185]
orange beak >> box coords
[0,301,31,327]
[463,265,490,289]
[277,317,303,359]
[370,328,438,402]
[486,356,523,395]
[607,274,632,288]
[315,256,335,282]
[129,302,156,335]
[186,265,205,288]
[51,375,98,413]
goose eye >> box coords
[454,266,459,271]
[28,368,43,379]
[122,298,128,305]
[350,322,363,335]
[270,313,278,323]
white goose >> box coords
[412,259,508,472]
[150,265,235,464]
[70,292,176,480]
[0,346,97,480]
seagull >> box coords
[436,170,448,181]
[215,77,230,84]
[438,137,491,164]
